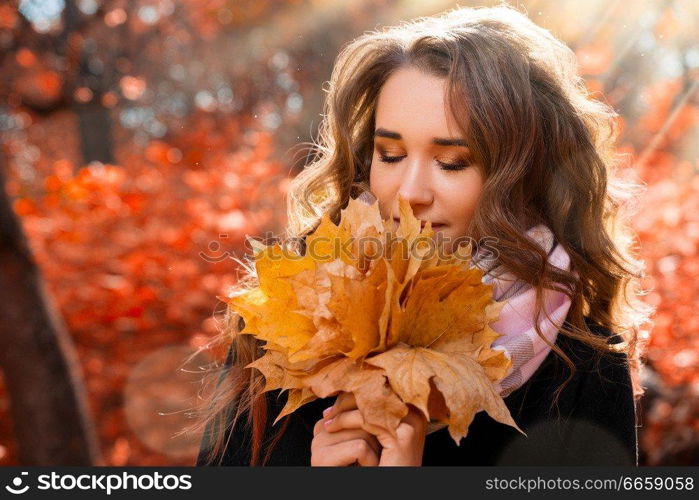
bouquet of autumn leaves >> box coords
[226,194,524,444]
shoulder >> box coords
[501,316,638,465]
[529,316,635,414]
[550,317,633,391]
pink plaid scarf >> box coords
[476,224,574,396]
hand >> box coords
[310,399,382,466]
[323,391,428,466]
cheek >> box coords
[440,174,483,225]
[369,163,397,218]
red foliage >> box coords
[2,122,289,465]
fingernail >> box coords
[323,406,332,417]
[324,418,334,426]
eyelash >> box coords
[378,153,470,171]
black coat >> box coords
[196,318,638,466]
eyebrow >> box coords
[374,127,468,147]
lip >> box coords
[393,217,445,228]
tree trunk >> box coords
[0,160,102,465]
[75,98,115,165]
[62,0,115,166]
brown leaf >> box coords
[365,343,524,444]
[303,357,408,438]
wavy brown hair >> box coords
[187,3,654,466]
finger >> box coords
[329,391,355,417]
[323,408,399,450]
[313,417,325,437]
[313,414,382,458]
[324,408,365,433]
[314,411,377,444]
[325,391,357,419]
[354,439,381,466]
[314,427,382,457]
[311,438,380,467]
[393,406,429,443]
[402,404,429,427]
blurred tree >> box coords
[2,0,116,165]
[61,0,114,164]
[0,154,100,465]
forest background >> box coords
[0,0,697,466]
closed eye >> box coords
[378,153,470,171]
[378,154,404,163]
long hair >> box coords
[187,3,654,465]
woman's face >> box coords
[368,66,485,254]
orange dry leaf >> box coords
[228,193,524,444]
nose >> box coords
[395,157,434,213]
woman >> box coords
[190,4,652,466]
